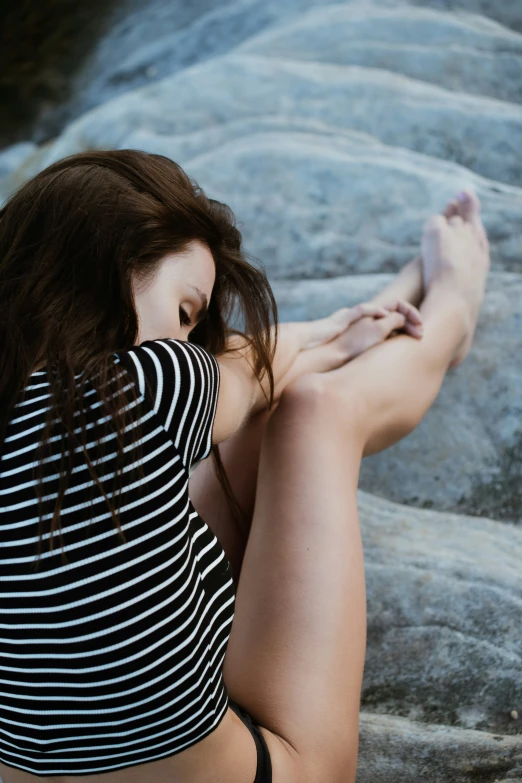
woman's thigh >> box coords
[188,405,279,585]
[221,376,367,782]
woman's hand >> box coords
[272,299,424,398]
[332,299,423,361]
[303,299,423,352]
[302,303,391,349]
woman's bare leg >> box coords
[189,255,425,586]
[221,191,489,782]
[371,254,424,309]
[189,405,277,586]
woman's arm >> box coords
[212,319,336,444]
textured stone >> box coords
[358,711,522,782]
[4,0,522,147]
[238,4,522,103]
[358,490,522,736]
[28,52,522,187]
[186,132,522,277]
[53,0,522,129]
[3,126,521,278]
[0,142,37,179]
[410,0,522,35]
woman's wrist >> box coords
[243,311,368,412]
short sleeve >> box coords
[113,338,220,473]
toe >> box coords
[443,200,459,220]
[423,214,448,238]
[455,189,481,222]
[455,189,488,245]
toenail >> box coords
[457,191,470,202]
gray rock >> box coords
[40,0,325,143]
[238,4,522,103]
[4,0,522,149]
[5,125,520,277]
[32,52,522,186]
[409,0,522,35]
[358,711,522,782]
[61,0,522,128]
[186,131,522,276]
[358,490,522,736]
[0,142,37,179]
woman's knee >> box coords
[280,371,328,405]
[280,371,368,437]
[280,371,353,412]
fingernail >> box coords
[457,191,470,202]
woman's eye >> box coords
[179,307,192,327]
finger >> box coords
[378,311,407,336]
[330,303,389,331]
[402,321,424,339]
[397,299,423,325]
[351,302,390,321]
[378,298,423,325]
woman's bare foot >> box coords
[421,189,490,368]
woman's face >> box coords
[132,240,216,345]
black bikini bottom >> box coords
[228,700,273,783]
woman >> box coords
[0,149,489,783]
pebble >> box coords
[510,709,518,720]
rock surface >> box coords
[20,52,522,187]
[238,5,522,103]
[1,0,521,780]
[358,712,522,782]
[3,124,522,278]
[358,490,522,736]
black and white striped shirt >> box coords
[0,338,235,776]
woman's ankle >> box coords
[420,280,471,362]
[372,256,424,309]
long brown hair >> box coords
[0,149,278,572]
